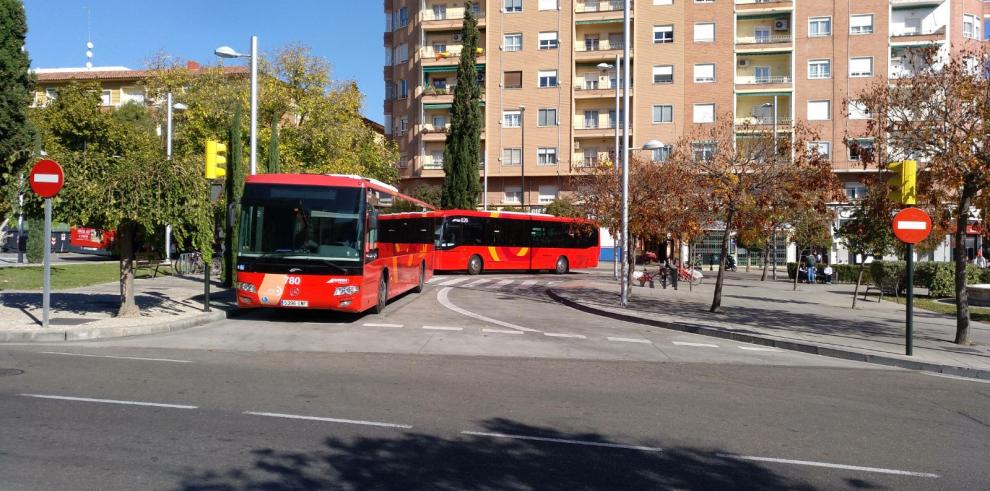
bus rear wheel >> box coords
[372,273,388,314]
[412,263,425,293]
[554,256,569,274]
[467,255,483,275]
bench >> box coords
[862,278,901,303]
[134,252,166,278]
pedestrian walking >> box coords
[806,252,816,284]
[669,259,678,290]
[976,250,988,269]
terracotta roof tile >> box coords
[35,66,248,82]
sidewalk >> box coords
[0,275,234,342]
[550,269,990,379]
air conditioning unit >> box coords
[453,33,463,42]
[774,19,789,31]
[738,59,750,67]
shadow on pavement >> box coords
[0,292,178,317]
[175,418,826,491]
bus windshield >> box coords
[239,184,364,262]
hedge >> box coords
[785,260,986,293]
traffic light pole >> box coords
[203,181,211,313]
[906,243,913,356]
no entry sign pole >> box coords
[892,207,932,356]
[29,159,65,329]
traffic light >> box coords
[887,159,917,205]
[205,139,227,179]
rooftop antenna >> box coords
[84,7,93,69]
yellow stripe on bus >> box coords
[516,247,529,257]
[488,246,501,262]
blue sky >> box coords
[22,0,386,123]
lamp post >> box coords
[597,59,621,279]
[519,104,526,210]
[762,100,779,279]
[165,93,188,260]
[215,36,259,175]
[620,0,631,306]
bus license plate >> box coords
[280,300,308,307]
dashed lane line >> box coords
[738,346,781,352]
[462,431,663,452]
[544,333,587,339]
[482,328,525,335]
[39,351,192,363]
[715,454,940,479]
[673,341,720,348]
[607,337,653,344]
[422,325,464,331]
[436,287,540,333]
[20,394,197,409]
[244,411,413,429]
[362,323,404,328]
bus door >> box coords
[489,218,531,270]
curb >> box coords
[0,308,232,343]
[546,287,990,381]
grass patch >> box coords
[888,296,990,323]
[0,262,168,291]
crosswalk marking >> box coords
[464,279,491,287]
[363,323,403,328]
[544,333,586,339]
[482,328,525,335]
[608,337,653,344]
[493,279,515,288]
[673,341,720,348]
[521,280,538,287]
[738,346,780,352]
[438,277,470,286]
[422,325,463,331]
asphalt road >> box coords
[1,271,988,490]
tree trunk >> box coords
[688,242,694,292]
[851,262,865,309]
[117,222,139,318]
[710,210,734,313]
[760,238,770,281]
[953,181,975,345]
[626,236,637,301]
[792,243,800,291]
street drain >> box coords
[0,368,24,376]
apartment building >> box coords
[384,0,987,257]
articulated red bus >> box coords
[432,210,599,274]
[235,174,435,314]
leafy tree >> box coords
[853,46,990,344]
[544,196,583,218]
[224,105,245,288]
[267,112,280,173]
[835,173,898,307]
[441,2,482,209]
[25,217,43,263]
[787,207,836,291]
[0,0,36,218]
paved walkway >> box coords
[549,269,990,378]
[0,275,233,342]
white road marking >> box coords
[482,328,525,335]
[608,337,653,344]
[493,279,515,288]
[922,372,990,384]
[422,325,463,331]
[716,454,940,479]
[546,281,562,286]
[20,394,196,409]
[521,280,538,287]
[426,276,444,284]
[738,346,781,352]
[544,333,586,339]
[464,279,491,287]
[362,323,404,328]
[438,277,470,286]
[673,341,720,348]
[437,287,540,332]
[896,221,927,230]
[244,411,412,429]
[39,351,191,363]
[462,431,662,452]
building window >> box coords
[693,104,715,123]
[693,63,715,83]
[849,57,873,77]
[504,71,522,89]
[432,4,447,20]
[398,117,408,135]
[653,25,674,44]
[652,104,673,123]
[808,17,831,37]
[538,185,559,204]
[808,59,831,79]
[694,22,715,42]
[807,100,831,121]
[431,150,445,167]
[503,110,522,127]
[385,82,396,100]
[848,139,874,161]
[398,79,409,99]
[652,65,673,84]
[504,185,522,204]
[398,7,409,27]
[850,14,873,35]
[538,108,557,127]
[583,110,600,129]
[100,90,112,106]
[504,33,522,52]
[395,43,408,64]
[844,183,867,200]
[432,115,447,128]
[538,0,558,10]
[538,70,558,87]
[502,148,522,166]
[537,148,558,165]
[539,32,559,50]
[848,100,870,119]
[963,14,980,39]
[808,141,831,160]
[652,146,672,162]
[692,142,716,162]
[504,0,522,13]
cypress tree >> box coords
[440,1,482,209]
[223,105,244,287]
[0,0,36,181]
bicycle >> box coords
[637,266,665,288]
[173,251,222,277]
[678,265,704,286]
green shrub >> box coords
[980,269,990,284]
[831,264,872,284]
[787,262,797,279]
[916,262,955,298]
[26,218,45,264]
[966,264,982,285]
[869,261,906,289]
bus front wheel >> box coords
[467,255,483,275]
[372,273,388,314]
[412,263,425,293]
[554,256,569,274]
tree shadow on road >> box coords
[175,418,828,490]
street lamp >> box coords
[620,0,631,306]
[215,36,259,175]
[165,94,188,259]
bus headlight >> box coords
[334,285,359,296]
[238,282,257,293]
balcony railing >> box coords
[735,0,790,4]
[735,116,794,127]
[735,75,792,85]
[422,158,444,170]
[421,9,484,22]
[422,85,455,96]
[890,26,945,38]
[422,46,485,60]
[736,34,792,45]
[575,0,631,13]
[574,40,624,52]
[421,123,450,134]
[577,122,617,130]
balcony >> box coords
[574,122,619,139]
[734,117,793,129]
[890,26,945,45]
[421,45,487,66]
[735,74,792,88]
[420,123,450,142]
[574,39,625,62]
[736,33,792,50]
[421,7,485,31]
[575,0,631,13]
[735,0,793,14]
[383,65,393,80]
[421,85,455,104]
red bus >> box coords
[433,210,599,275]
[235,174,435,314]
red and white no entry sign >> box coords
[29,159,64,198]
[892,207,932,244]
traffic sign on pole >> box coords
[892,207,932,245]
[29,159,64,198]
